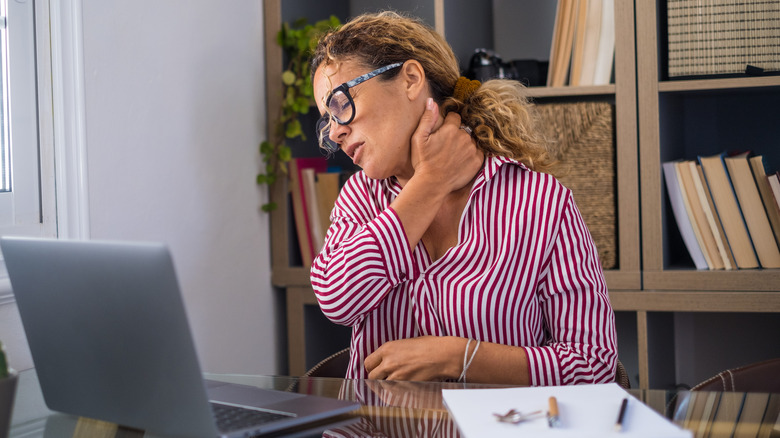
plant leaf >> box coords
[285,119,302,138]
[279,146,292,162]
[281,70,296,86]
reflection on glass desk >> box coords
[9,369,780,437]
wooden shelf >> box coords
[658,76,780,93]
[611,291,780,312]
[643,270,780,292]
[525,84,616,98]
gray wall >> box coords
[493,0,557,61]
[77,0,275,374]
[0,0,275,374]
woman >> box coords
[310,11,617,386]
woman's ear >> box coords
[400,60,427,101]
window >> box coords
[0,0,56,303]
[0,1,10,193]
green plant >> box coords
[257,15,341,212]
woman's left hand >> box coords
[364,336,463,381]
[409,99,484,194]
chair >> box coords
[302,347,351,378]
[691,358,780,393]
[615,360,630,389]
[304,348,632,389]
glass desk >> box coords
[8,369,780,437]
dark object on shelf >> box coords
[510,60,549,87]
[465,49,548,87]
[745,65,764,76]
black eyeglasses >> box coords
[316,62,404,153]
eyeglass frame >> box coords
[316,61,405,153]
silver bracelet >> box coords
[458,339,481,383]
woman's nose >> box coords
[328,121,349,147]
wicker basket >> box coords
[536,101,617,270]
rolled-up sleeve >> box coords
[311,177,416,327]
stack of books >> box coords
[288,158,352,267]
[663,153,780,270]
[547,0,616,87]
[666,0,780,78]
[678,391,780,437]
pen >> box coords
[547,396,560,428]
[614,397,628,432]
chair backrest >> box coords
[616,360,630,389]
[691,358,780,392]
[302,348,351,378]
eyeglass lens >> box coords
[316,115,339,153]
[328,91,353,124]
[317,89,354,153]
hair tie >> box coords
[453,76,481,101]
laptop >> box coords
[1,237,359,438]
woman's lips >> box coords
[345,142,364,163]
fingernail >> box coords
[427,97,435,111]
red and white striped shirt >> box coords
[311,156,617,385]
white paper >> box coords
[442,383,691,438]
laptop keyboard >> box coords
[211,402,294,432]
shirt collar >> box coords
[476,155,528,186]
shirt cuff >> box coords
[523,345,562,386]
[363,207,417,284]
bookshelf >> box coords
[634,0,780,388]
[264,0,780,388]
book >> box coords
[591,0,615,85]
[733,392,770,437]
[548,0,577,87]
[301,168,326,256]
[288,157,328,267]
[769,172,780,214]
[314,171,342,243]
[697,391,722,438]
[751,155,780,248]
[724,153,780,268]
[683,391,709,432]
[568,0,589,86]
[709,392,744,437]
[663,161,708,270]
[698,153,759,269]
[577,0,603,85]
[694,163,736,270]
[757,393,780,438]
[546,0,565,86]
[676,161,722,269]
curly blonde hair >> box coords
[311,11,555,174]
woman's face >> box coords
[313,59,426,182]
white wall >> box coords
[77,0,275,374]
[1,0,275,374]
